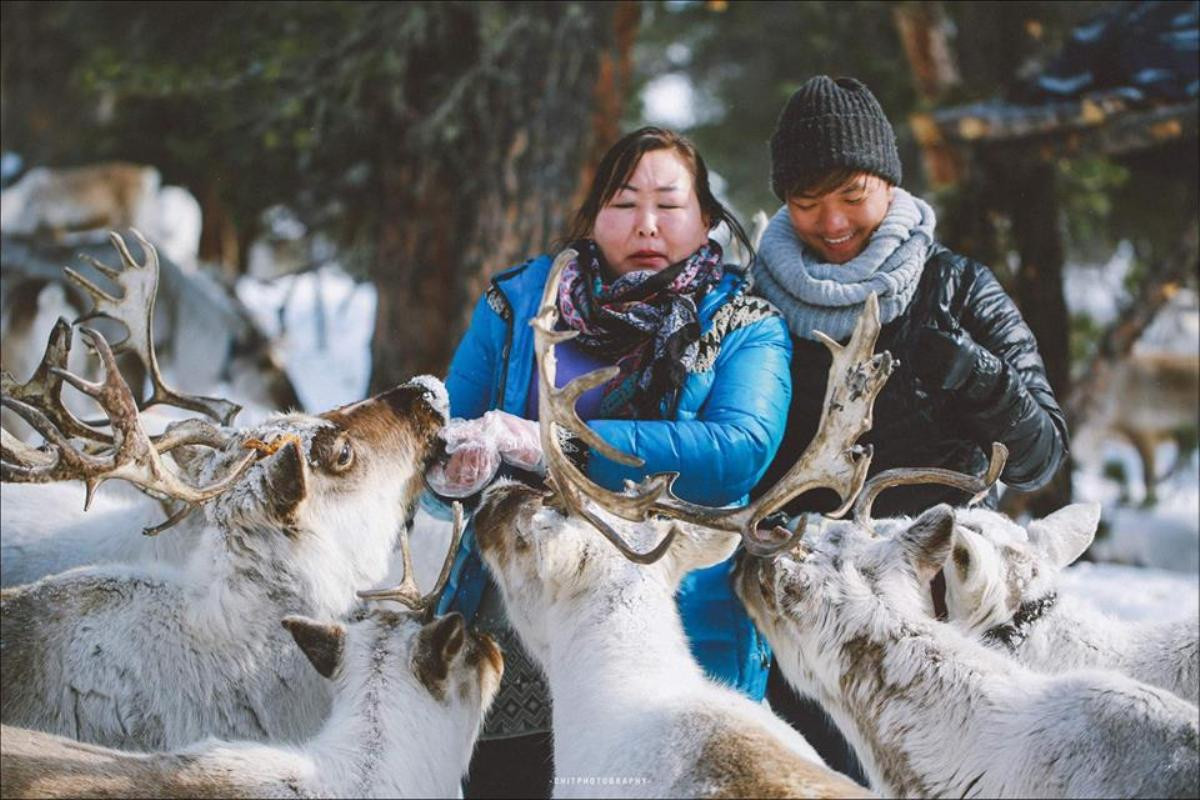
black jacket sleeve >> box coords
[946,261,1069,490]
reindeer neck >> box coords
[810,596,1030,797]
[546,576,705,719]
[1006,592,1144,664]
[177,523,321,637]
[307,641,470,797]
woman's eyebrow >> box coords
[618,182,683,193]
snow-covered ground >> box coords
[236,265,376,412]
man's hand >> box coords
[913,326,982,392]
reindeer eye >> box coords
[330,439,354,471]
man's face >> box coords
[785,172,894,264]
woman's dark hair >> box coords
[561,126,754,264]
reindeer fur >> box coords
[735,507,1200,799]
[472,481,873,799]
[1,482,201,588]
[0,378,448,751]
[945,503,1199,706]
[0,608,502,799]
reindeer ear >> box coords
[413,612,467,693]
[264,440,308,518]
[1028,503,1100,569]
[282,616,345,679]
[900,505,956,584]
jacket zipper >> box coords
[491,280,515,409]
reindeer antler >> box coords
[66,229,241,426]
[1,318,112,445]
[851,443,1009,531]
[358,502,466,620]
[532,249,893,559]
[1,327,261,533]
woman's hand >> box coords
[425,411,544,497]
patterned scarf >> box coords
[557,238,724,419]
[751,187,936,342]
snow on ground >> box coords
[1072,443,1200,575]
[236,265,376,412]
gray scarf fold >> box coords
[750,187,937,342]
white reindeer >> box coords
[461,250,898,798]
[734,504,1200,798]
[1,481,203,587]
[1,230,295,585]
[473,484,871,799]
[0,608,502,799]
[1,305,450,749]
[943,502,1200,706]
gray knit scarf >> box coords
[751,187,936,342]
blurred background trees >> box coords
[2,0,639,388]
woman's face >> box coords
[591,148,710,277]
[786,172,894,264]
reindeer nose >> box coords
[378,376,449,425]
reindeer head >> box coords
[473,479,738,662]
[734,507,959,688]
[943,504,1100,635]
[205,377,449,612]
[282,609,502,778]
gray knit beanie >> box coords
[769,75,902,201]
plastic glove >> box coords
[425,430,501,498]
[484,410,544,472]
[425,411,544,498]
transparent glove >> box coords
[424,411,544,498]
[485,410,544,472]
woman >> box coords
[427,126,792,798]
[751,74,1069,782]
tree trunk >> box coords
[992,156,1073,516]
[369,2,639,392]
[893,1,961,105]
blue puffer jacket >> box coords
[435,253,792,699]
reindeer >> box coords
[1,480,201,587]
[1073,347,1199,505]
[468,250,894,798]
[1,232,293,585]
[942,501,1200,706]
[1,229,300,440]
[0,162,201,267]
[1,602,503,799]
[734,477,1200,798]
[1,236,450,750]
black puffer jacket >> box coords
[755,245,1069,518]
